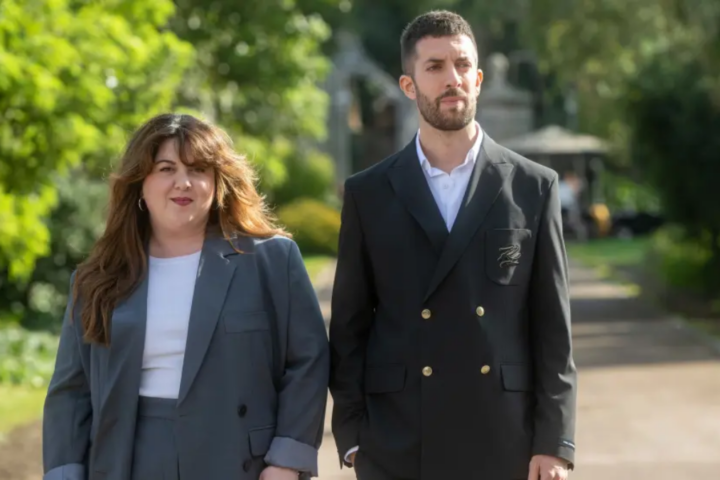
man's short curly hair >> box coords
[400,10,478,76]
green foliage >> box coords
[0,170,106,331]
[16,172,107,332]
[518,0,720,161]
[647,225,713,292]
[0,327,58,388]
[169,0,341,194]
[621,50,720,293]
[343,0,512,78]
[277,198,340,256]
[566,237,650,269]
[623,54,720,241]
[600,170,661,213]
[271,150,336,206]
[0,0,193,280]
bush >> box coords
[648,225,713,293]
[0,327,58,388]
[270,151,336,207]
[276,198,340,256]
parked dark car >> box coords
[611,210,665,238]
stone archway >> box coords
[323,30,417,183]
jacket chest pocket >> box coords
[485,228,533,286]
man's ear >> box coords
[399,74,416,100]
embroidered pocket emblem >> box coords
[498,244,521,268]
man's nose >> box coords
[445,67,462,89]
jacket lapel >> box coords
[423,136,514,301]
[387,138,448,254]
[101,273,148,413]
[94,274,148,478]
[176,233,240,405]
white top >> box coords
[416,121,485,231]
[345,122,485,462]
[139,250,201,399]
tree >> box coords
[168,0,342,199]
[342,0,518,79]
[0,0,193,284]
[624,53,720,288]
[517,0,720,162]
[1,172,109,330]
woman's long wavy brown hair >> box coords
[73,113,288,345]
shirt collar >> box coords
[416,121,484,175]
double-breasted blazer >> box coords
[329,134,577,479]
[43,234,330,480]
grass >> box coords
[566,237,651,295]
[566,237,651,270]
[0,385,46,435]
[302,255,334,285]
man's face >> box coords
[400,34,483,131]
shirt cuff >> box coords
[344,446,359,463]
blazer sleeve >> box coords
[528,175,578,469]
[264,241,330,477]
[42,273,92,480]
[328,183,376,466]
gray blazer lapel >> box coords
[177,234,240,405]
[92,275,148,478]
[101,274,148,417]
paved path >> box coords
[314,260,720,479]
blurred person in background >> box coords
[329,10,576,480]
[42,113,329,480]
[559,171,587,240]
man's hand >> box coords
[528,455,569,480]
[348,452,357,465]
[259,466,299,480]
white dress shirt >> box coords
[416,121,484,231]
[345,122,484,462]
[139,250,200,399]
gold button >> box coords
[480,365,491,374]
[422,366,433,377]
[476,306,485,317]
[421,309,432,320]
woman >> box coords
[42,114,329,480]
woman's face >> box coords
[141,138,215,237]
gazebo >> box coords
[500,124,608,156]
[501,125,612,237]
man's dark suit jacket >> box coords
[328,133,577,480]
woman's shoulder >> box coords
[226,233,299,260]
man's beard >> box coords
[416,87,477,131]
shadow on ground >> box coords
[568,263,719,370]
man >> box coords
[329,10,576,480]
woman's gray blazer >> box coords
[42,234,330,480]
